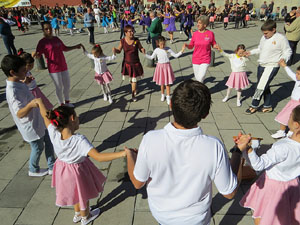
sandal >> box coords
[245,107,257,115]
[259,107,273,113]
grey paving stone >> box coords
[213,112,241,130]
[133,212,157,225]
[0,179,10,194]
[213,214,254,225]
[52,208,74,225]
[15,179,58,225]
[94,121,123,142]
[0,208,23,225]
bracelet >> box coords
[230,146,242,155]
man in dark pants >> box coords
[285,9,300,66]
[148,11,162,50]
[0,18,17,55]
[84,7,95,45]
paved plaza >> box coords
[0,20,299,225]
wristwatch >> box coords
[230,146,242,155]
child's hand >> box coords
[244,51,251,57]
[141,48,146,54]
[29,98,39,108]
[124,147,138,158]
[23,76,34,84]
[278,59,287,67]
[181,44,186,53]
[234,132,252,151]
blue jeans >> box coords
[2,35,17,55]
[28,130,55,173]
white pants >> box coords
[193,64,210,83]
[49,70,70,104]
[95,15,101,27]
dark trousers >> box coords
[287,40,299,66]
[251,65,280,108]
[184,25,192,39]
[120,28,124,39]
[87,26,95,44]
[180,21,185,31]
[224,22,228,28]
[2,35,17,55]
[151,35,159,50]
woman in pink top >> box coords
[186,16,219,82]
[36,21,82,107]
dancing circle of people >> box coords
[1,1,300,225]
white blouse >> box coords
[84,51,116,74]
[284,66,300,101]
[145,47,182,63]
[220,51,248,72]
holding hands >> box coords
[234,132,252,152]
[278,59,287,67]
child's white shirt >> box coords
[47,124,93,164]
[84,51,116,74]
[6,80,45,142]
[26,71,37,90]
[145,47,182,63]
[220,51,248,72]
[250,32,292,67]
[284,66,300,101]
[249,137,300,181]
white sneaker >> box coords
[108,95,113,104]
[81,208,100,225]
[180,31,183,34]
[65,102,74,107]
[73,214,81,223]
[271,130,286,139]
[287,130,293,137]
[166,95,171,105]
[103,94,108,101]
[28,168,49,177]
[237,100,241,107]
[222,96,229,102]
[161,94,165,102]
[48,169,53,175]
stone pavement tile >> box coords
[135,187,149,212]
[0,179,10,193]
[256,113,280,132]
[210,102,232,113]
[213,112,241,130]
[118,128,145,149]
[15,179,58,225]
[89,99,112,111]
[77,127,99,142]
[93,181,136,225]
[147,107,170,122]
[212,185,251,216]
[146,121,169,133]
[0,148,29,180]
[201,122,221,140]
[0,208,23,225]
[106,157,127,182]
[240,124,274,145]
[232,108,261,124]
[133,212,157,225]
[124,111,148,128]
[52,208,74,225]
[202,112,215,123]
[219,130,242,152]
[79,112,105,128]
[0,167,43,208]
[104,108,128,122]
[213,214,254,225]
[94,121,123,142]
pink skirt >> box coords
[240,173,300,225]
[31,87,53,110]
[153,63,175,85]
[95,70,113,85]
[275,99,300,126]
[225,72,249,90]
[52,158,106,210]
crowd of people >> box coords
[1,0,300,225]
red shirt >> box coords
[36,37,68,73]
[188,30,216,64]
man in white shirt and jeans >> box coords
[125,80,243,225]
[245,19,292,114]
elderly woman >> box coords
[114,25,145,102]
[186,16,219,82]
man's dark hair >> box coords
[1,55,26,77]
[261,19,276,31]
[41,21,51,29]
[171,80,212,129]
[291,6,297,11]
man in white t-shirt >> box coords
[125,80,243,225]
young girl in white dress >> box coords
[83,44,116,104]
[145,36,185,105]
[218,44,250,107]
[35,100,127,225]
[271,60,300,139]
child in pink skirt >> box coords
[145,36,185,105]
[236,106,300,225]
[35,99,127,225]
[18,48,53,110]
[271,60,300,139]
[83,44,116,104]
[217,44,249,107]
